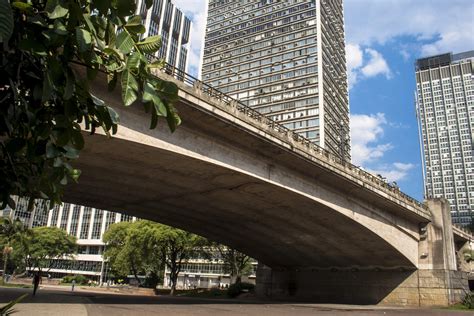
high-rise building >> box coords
[201,0,350,160]
[415,51,474,225]
[137,0,192,73]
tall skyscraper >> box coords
[201,0,350,160]
[415,51,474,225]
[137,0,192,73]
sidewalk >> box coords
[0,287,88,316]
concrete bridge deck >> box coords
[64,65,472,306]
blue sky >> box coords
[173,0,474,201]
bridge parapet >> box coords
[159,64,430,220]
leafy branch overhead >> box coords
[0,0,180,209]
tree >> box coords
[0,216,27,281]
[12,226,77,273]
[103,220,162,287]
[0,0,180,210]
[103,220,206,293]
[155,225,205,295]
[207,243,253,285]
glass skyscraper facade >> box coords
[137,0,192,73]
[415,51,474,225]
[201,0,350,160]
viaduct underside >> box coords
[64,71,470,306]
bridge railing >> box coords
[161,63,428,213]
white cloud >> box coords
[346,46,392,88]
[361,49,392,79]
[367,163,415,183]
[346,44,363,88]
[345,0,474,57]
[351,113,416,183]
[350,113,391,166]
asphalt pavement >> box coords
[0,286,470,315]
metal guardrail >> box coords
[161,63,429,213]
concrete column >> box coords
[255,199,469,307]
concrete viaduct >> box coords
[65,66,472,306]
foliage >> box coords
[0,216,28,278]
[61,274,87,285]
[11,226,77,272]
[103,220,205,293]
[0,0,180,210]
[156,225,206,295]
[463,249,474,263]
[103,220,163,288]
[462,292,474,309]
[227,282,255,298]
[205,243,253,285]
[0,293,27,316]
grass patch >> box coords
[0,283,33,289]
[177,288,227,298]
[441,303,472,311]
[155,288,227,298]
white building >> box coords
[2,197,256,288]
[137,0,192,73]
[1,196,136,281]
[201,0,350,160]
[415,51,474,225]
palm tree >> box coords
[0,216,27,282]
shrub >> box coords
[227,282,255,298]
[462,292,474,309]
[61,275,88,285]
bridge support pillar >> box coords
[255,199,469,306]
[256,265,468,306]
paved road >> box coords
[0,286,469,315]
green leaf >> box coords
[121,69,138,106]
[46,142,60,159]
[76,27,92,53]
[106,20,116,47]
[107,72,118,91]
[136,35,161,54]
[92,0,109,14]
[54,20,68,35]
[116,0,136,17]
[42,73,53,102]
[0,0,14,43]
[45,0,69,19]
[68,169,81,182]
[91,94,105,106]
[149,107,158,129]
[166,110,181,132]
[146,61,165,69]
[19,38,47,55]
[143,82,167,116]
[116,30,134,55]
[124,15,145,34]
[82,14,96,36]
[63,145,80,159]
[126,52,141,69]
[12,2,33,12]
[107,107,120,124]
[71,130,84,150]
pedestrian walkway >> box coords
[0,287,88,316]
